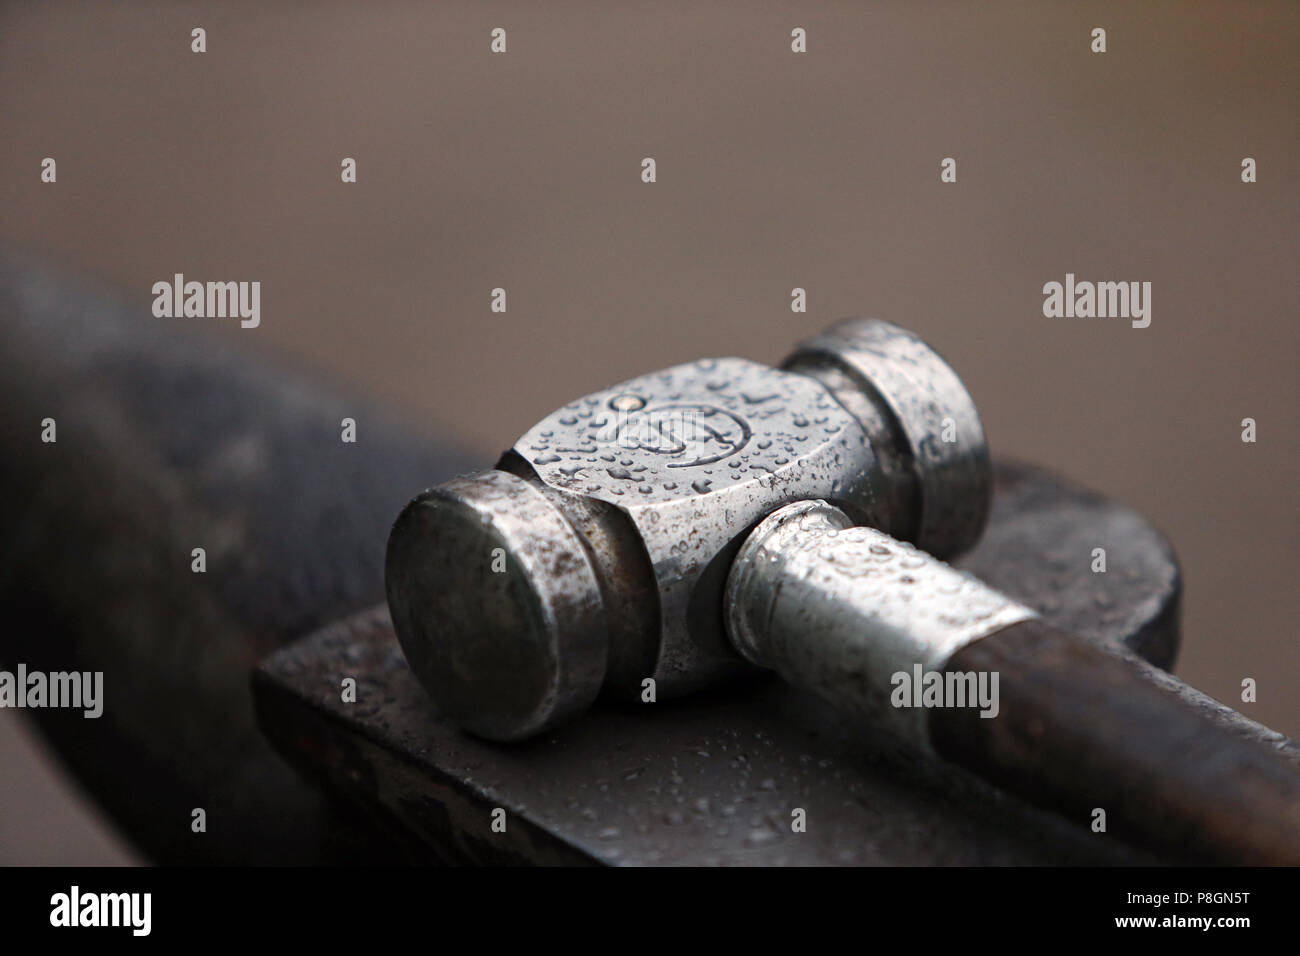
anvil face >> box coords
[511,357,888,693]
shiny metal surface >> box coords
[784,319,990,560]
[385,470,608,740]
[386,319,993,739]
[508,354,883,696]
[726,500,1037,748]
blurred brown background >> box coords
[1,1,1295,863]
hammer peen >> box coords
[385,319,1300,864]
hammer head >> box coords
[385,319,989,740]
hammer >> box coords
[385,319,1300,864]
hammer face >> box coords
[511,357,889,695]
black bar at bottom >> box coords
[0,865,1286,942]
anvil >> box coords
[1,252,1294,866]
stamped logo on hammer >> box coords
[598,401,752,467]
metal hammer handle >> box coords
[726,500,1300,865]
